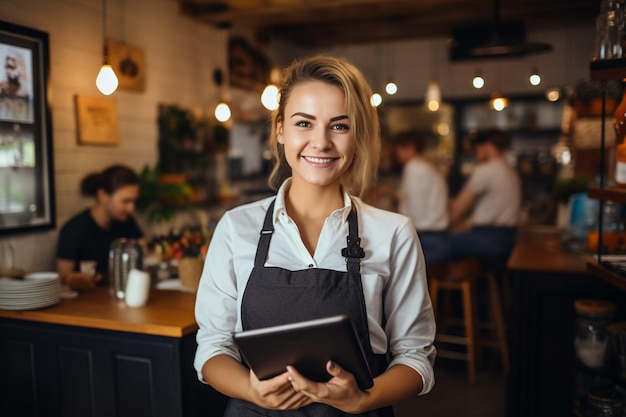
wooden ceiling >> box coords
[176,0,598,47]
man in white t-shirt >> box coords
[393,130,450,264]
[449,129,521,273]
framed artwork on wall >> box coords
[0,20,55,235]
[107,39,146,92]
[75,95,119,146]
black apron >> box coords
[224,200,394,417]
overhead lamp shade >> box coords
[261,84,279,110]
[425,79,441,111]
[96,64,118,95]
[215,102,231,122]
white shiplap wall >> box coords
[0,0,226,272]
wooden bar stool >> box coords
[428,258,509,385]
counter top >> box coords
[507,227,589,274]
[0,286,198,338]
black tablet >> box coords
[233,314,374,390]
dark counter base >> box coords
[507,269,626,417]
[0,318,228,417]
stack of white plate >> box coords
[0,272,60,310]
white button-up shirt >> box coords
[194,180,436,394]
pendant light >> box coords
[95,0,118,95]
[425,42,441,111]
[472,70,485,89]
[425,79,441,112]
[213,68,231,122]
[490,91,509,111]
[529,67,541,86]
[261,65,281,111]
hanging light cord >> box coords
[101,0,109,64]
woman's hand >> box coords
[247,369,314,410]
[286,361,368,413]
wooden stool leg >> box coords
[461,279,477,385]
[487,272,509,375]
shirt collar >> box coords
[273,178,354,224]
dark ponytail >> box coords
[80,165,139,197]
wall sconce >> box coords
[490,90,508,111]
[529,67,541,86]
[472,71,485,89]
[425,79,441,112]
[96,0,118,95]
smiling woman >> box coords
[194,55,436,417]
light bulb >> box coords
[546,88,561,102]
[261,84,279,110]
[385,81,398,95]
[425,79,441,112]
[215,102,231,122]
[472,75,485,89]
[529,73,541,86]
[96,64,118,95]
[370,93,382,107]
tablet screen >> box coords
[233,314,374,390]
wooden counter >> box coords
[0,286,198,337]
[507,227,589,274]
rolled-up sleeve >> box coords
[384,219,436,394]
[193,213,241,382]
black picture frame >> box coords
[0,20,55,235]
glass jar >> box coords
[594,0,625,61]
[587,388,624,417]
[575,299,616,368]
[108,238,144,300]
[573,299,617,410]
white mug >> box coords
[124,268,150,308]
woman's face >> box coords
[276,81,355,190]
[101,184,139,222]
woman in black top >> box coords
[56,165,143,289]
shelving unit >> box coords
[586,59,626,292]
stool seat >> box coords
[428,258,509,385]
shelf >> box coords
[587,185,626,204]
[590,58,626,82]
[586,261,626,291]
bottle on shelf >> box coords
[594,0,625,61]
[615,84,626,186]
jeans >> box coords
[417,231,451,265]
[449,226,518,273]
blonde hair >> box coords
[267,55,380,197]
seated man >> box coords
[449,129,521,273]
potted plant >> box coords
[136,165,192,223]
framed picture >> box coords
[107,39,146,92]
[75,95,119,146]
[0,20,55,235]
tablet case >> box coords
[233,314,374,390]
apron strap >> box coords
[342,204,365,274]
[254,199,365,273]
[254,199,276,268]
